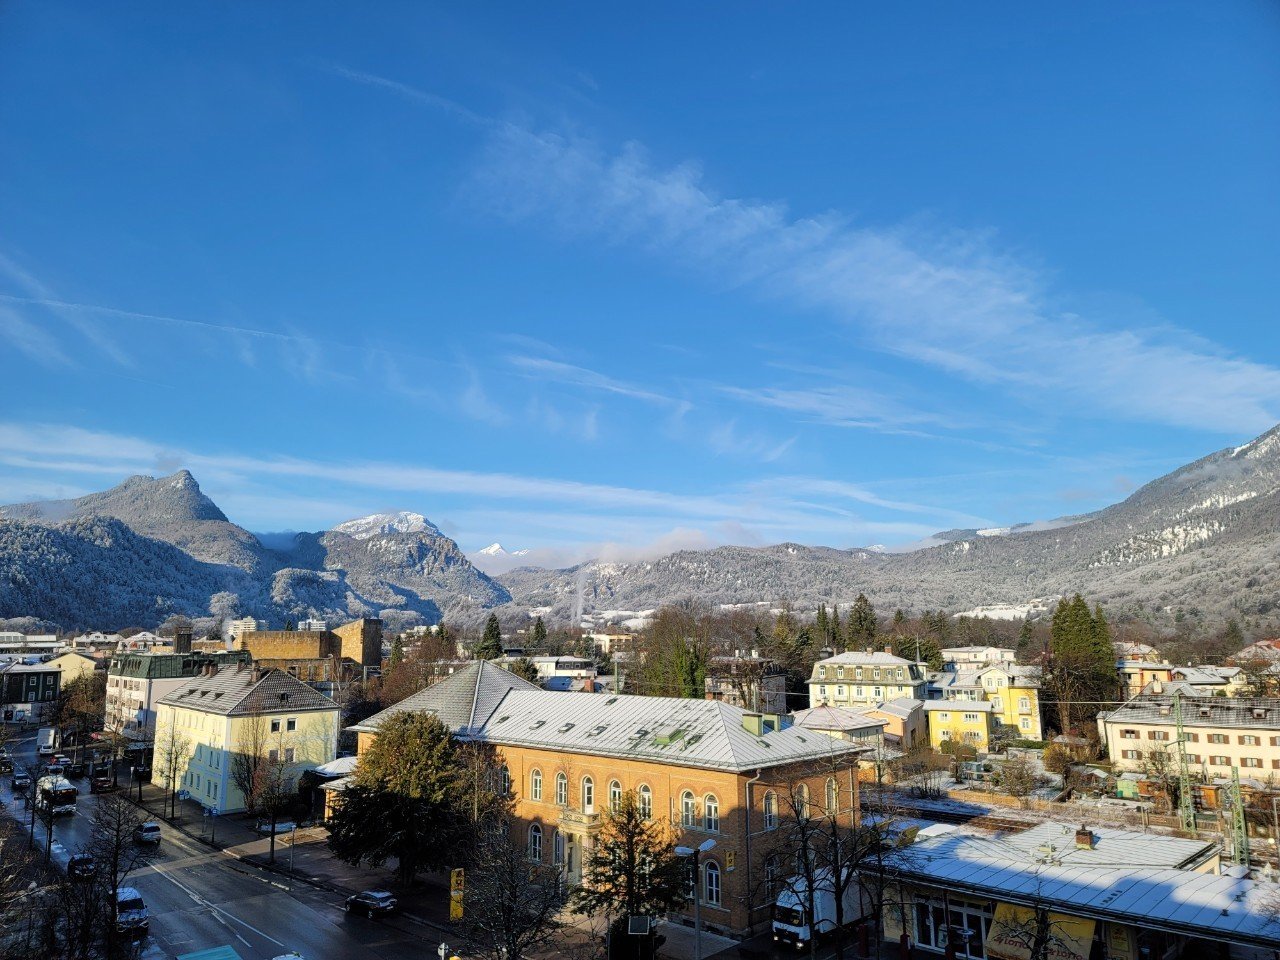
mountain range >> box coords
[3,424,1280,632]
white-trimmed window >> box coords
[555,772,568,806]
[609,780,623,813]
[704,794,719,832]
[582,776,594,812]
[825,778,838,815]
[764,791,778,830]
[528,824,543,862]
[500,765,511,796]
[681,790,696,827]
[638,784,653,819]
[531,769,543,801]
[704,860,721,906]
[796,783,810,820]
[552,830,564,866]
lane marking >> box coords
[149,858,286,947]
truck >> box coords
[35,775,78,816]
[36,727,58,756]
[772,867,867,952]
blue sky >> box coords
[1,2,1278,568]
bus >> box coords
[36,775,78,816]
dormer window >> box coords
[819,666,828,679]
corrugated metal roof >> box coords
[791,705,887,733]
[351,660,541,733]
[868,697,924,719]
[1100,695,1280,730]
[888,828,1278,948]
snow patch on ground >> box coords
[953,598,1056,620]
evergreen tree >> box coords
[893,632,943,671]
[892,609,906,633]
[1045,595,1116,735]
[829,605,843,649]
[1016,619,1035,662]
[475,614,504,660]
[389,636,404,669]
[1223,618,1245,651]
[531,616,548,651]
[848,593,877,648]
[815,603,830,645]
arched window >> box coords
[552,830,564,866]
[609,780,623,813]
[528,824,542,862]
[764,791,777,830]
[764,855,782,898]
[825,778,839,816]
[704,794,719,832]
[582,776,595,812]
[638,784,653,819]
[796,783,810,820]
[704,860,722,906]
[530,768,543,801]
[681,790,696,828]
[500,765,511,796]
[555,772,568,806]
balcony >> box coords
[557,807,601,832]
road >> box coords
[2,732,459,960]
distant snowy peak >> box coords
[332,511,441,540]
[477,542,530,558]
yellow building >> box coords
[933,664,1043,742]
[923,700,996,752]
[152,663,339,813]
[45,651,99,685]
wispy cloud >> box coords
[508,355,683,408]
[0,255,131,367]
[470,127,1280,434]
[0,305,72,367]
[718,383,959,433]
[320,64,491,127]
[707,420,796,463]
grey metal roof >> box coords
[351,660,541,734]
[1001,821,1214,870]
[868,697,924,719]
[156,665,337,716]
[887,828,1278,949]
[791,705,887,733]
[923,700,994,712]
[477,689,869,773]
[1099,695,1280,730]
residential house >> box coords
[863,698,926,751]
[1099,695,1280,778]
[937,645,1015,669]
[496,655,598,692]
[153,663,340,813]
[807,650,928,708]
[1169,665,1249,697]
[877,822,1280,958]
[931,664,1043,741]
[1113,640,1163,661]
[704,653,788,713]
[46,651,99,686]
[0,660,60,723]
[584,632,637,658]
[1231,639,1280,665]
[1117,659,1174,698]
[106,650,251,742]
[922,700,996,752]
[349,660,870,938]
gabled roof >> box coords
[157,665,337,716]
[867,697,924,719]
[350,659,541,734]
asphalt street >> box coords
[2,732,461,960]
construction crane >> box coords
[1173,692,1196,833]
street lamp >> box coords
[675,838,716,960]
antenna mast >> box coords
[1174,692,1195,833]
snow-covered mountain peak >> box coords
[478,542,529,558]
[332,511,440,540]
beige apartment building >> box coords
[807,650,928,708]
[1099,694,1280,777]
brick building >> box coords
[350,661,868,938]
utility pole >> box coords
[1229,766,1250,868]
[1173,693,1195,833]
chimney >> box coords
[1075,825,1095,850]
[251,666,263,683]
[174,630,192,654]
[884,645,893,655]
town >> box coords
[2,600,1279,959]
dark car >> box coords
[344,890,398,917]
[90,775,118,794]
[11,773,31,791]
[68,853,98,880]
[67,763,86,779]
[0,758,12,775]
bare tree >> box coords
[229,716,269,813]
[153,717,191,820]
[998,753,1045,809]
[88,793,152,958]
[462,813,565,960]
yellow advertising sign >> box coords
[449,867,464,920]
[986,904,1095,960]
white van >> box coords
[772,867,866,951]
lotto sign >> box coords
[449,868,465,920]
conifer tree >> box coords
[531,616,548,651]
[892,609,906,633]
[1016,619,1035,662]
[848,593,877,648]
[389,635,404,669]
[815,603,830,644]
[830,605,843,648]
[475,614,504,660]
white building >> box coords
[807,650,928,708]
[225,617,267,640]
[297,618,328,632]
[938,645,1016,668]
[0,633,61,656]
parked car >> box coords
[115,887,149,935]
[0,758,12,775]
[67,763,86,779]
[44,763,65,777]
[11,773,31,791]
[68,853,98,880]
[256,820,297,835]
[52,754,71,766]
[133,822,162,846]
[90,774,118,794]
[344,890,398,917]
